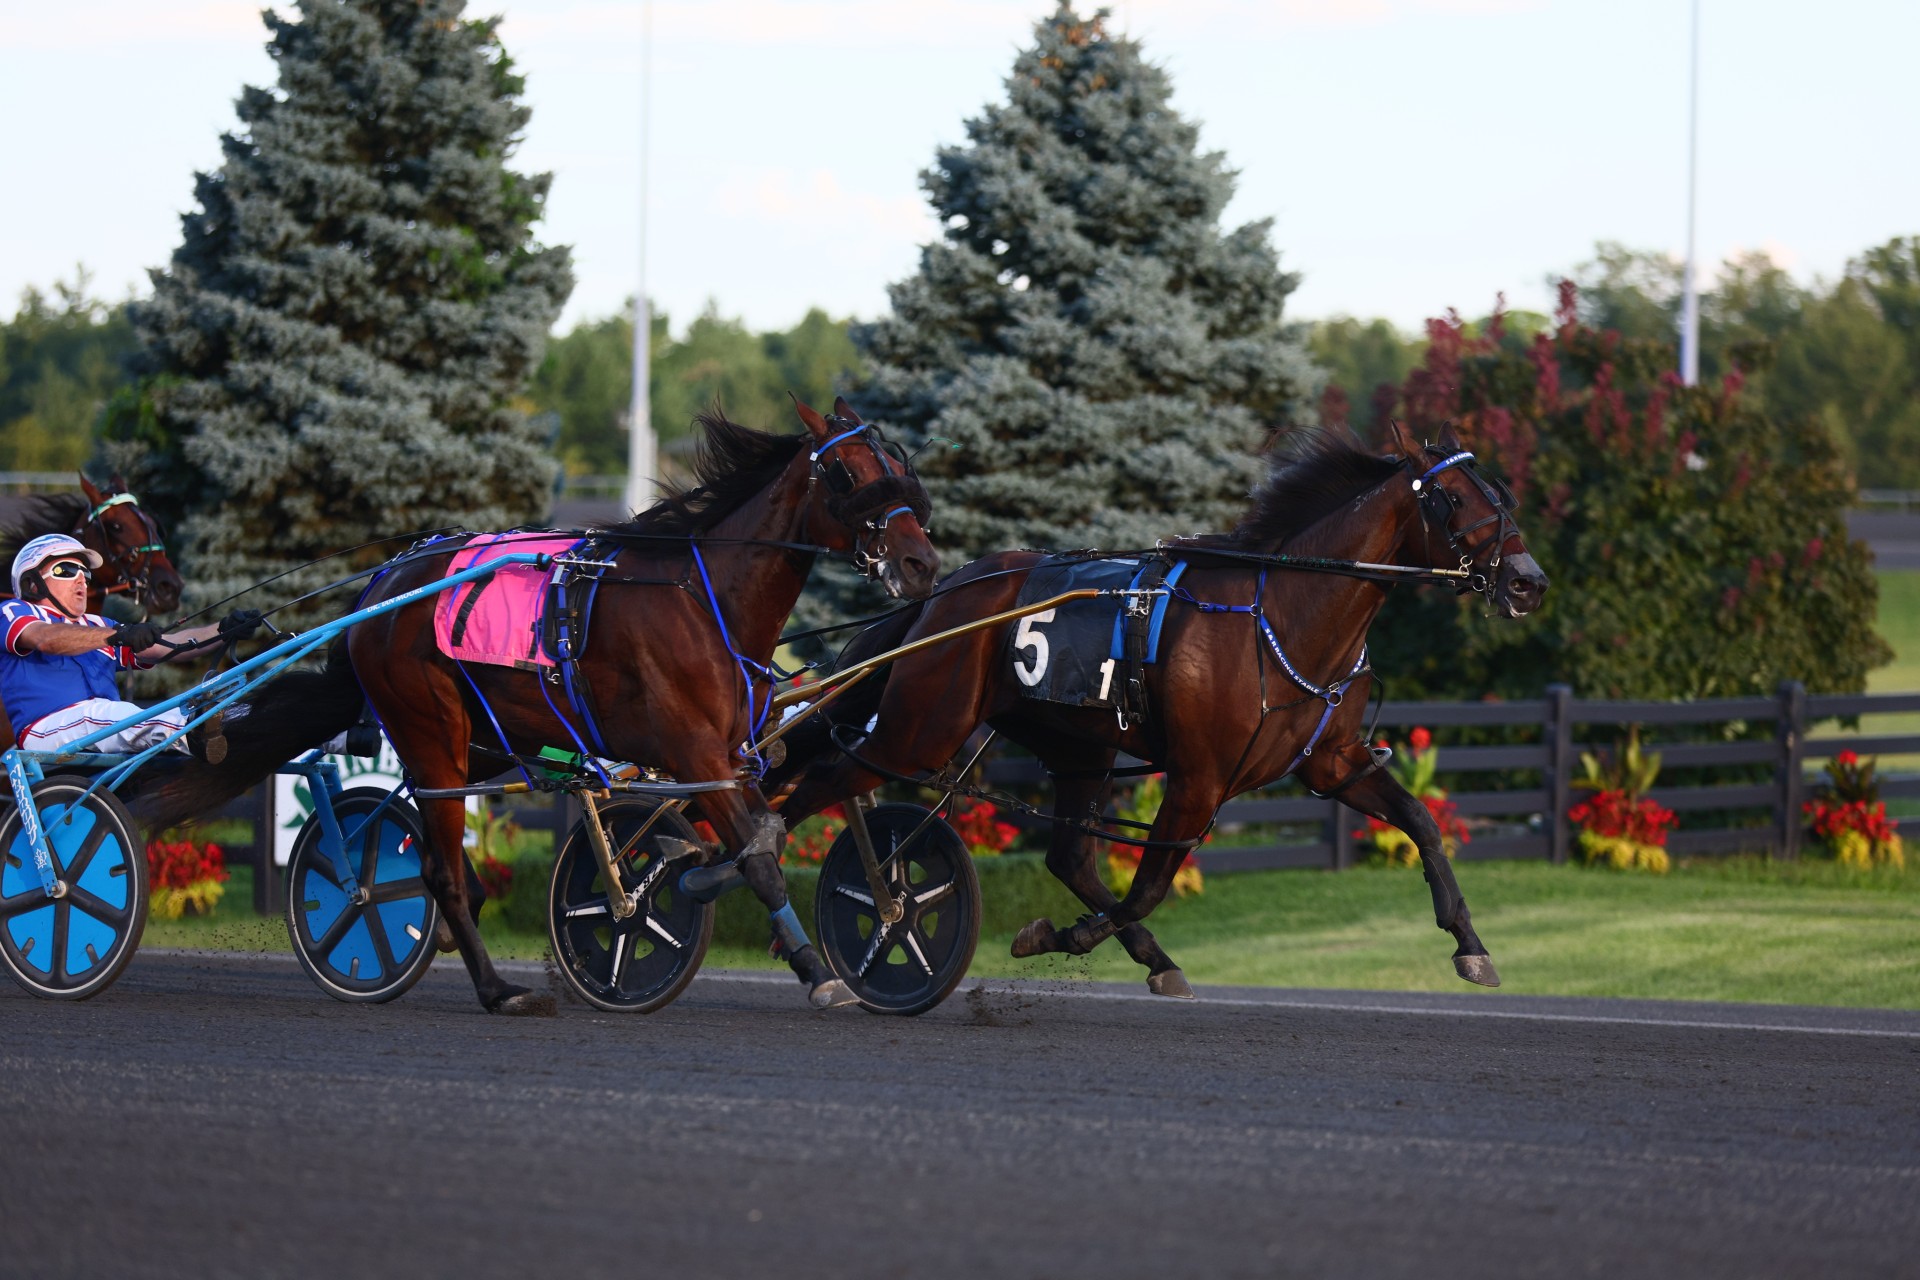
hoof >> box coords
[808,978,860,1010]
[488,987,559,1016]
[1147,969,1195,999]
[1010,918,1056,959]
[679,861,745,904]
[433,919,458,954]
[1454,953,1501,988]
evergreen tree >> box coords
[106,0,571,621]
[853,3,1318,560]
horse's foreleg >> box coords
[1317,748,1499,987]
[694,785,857,1009]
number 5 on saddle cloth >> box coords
[1006,554,1184,728]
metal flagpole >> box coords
[624,0,656,514]
[1680,0,1701,386]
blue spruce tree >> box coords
[856,3,1319,557]
[108,0,572,619]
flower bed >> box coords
[1805,751,1904,869]
[1570,727,1674,873]
[146,836,229,919]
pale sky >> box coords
[4,1,1916,336]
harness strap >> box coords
[690,541,774,772]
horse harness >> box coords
[445,419,936,786]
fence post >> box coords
[252,783,285,915]
[1329,795,1354,870]
[1544,683,1574,864]
[1775,680,1806,861]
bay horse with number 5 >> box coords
[774,422,1546,997]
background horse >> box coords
[774,423,1547,998]
[143,398,937,1013]
[0,474,183,617]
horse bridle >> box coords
[1408,447,1521,599]
[79,490,169,606]
[809,416,933,581]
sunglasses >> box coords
[44,560,93,582]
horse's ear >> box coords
[78,473,106,505]
[832,396,863,424]
[1384,419,1414,460]
[1437,420,1465,451]
[791,395,832,440]
[109,472,127,492]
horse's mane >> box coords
[598,410,808,537]
[1225,431,1404,552]
[0,492,86,566]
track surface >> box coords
[4,951,1918,1279]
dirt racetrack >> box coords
[3,950,1917,1278]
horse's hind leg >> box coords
[355,646,549,1014]
[1314,745,1498,987]
[1009,757,1188,996]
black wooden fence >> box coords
[218,680,1920,908]
[974,681,1920,872]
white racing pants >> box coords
[20,698,191,754]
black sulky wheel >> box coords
[0,775,148,1001]
[547,798,714,1013]
[286,788,440,1003]
[814,803,980,1017]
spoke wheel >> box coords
[548,799,713,1013]
[286,788,439,1003]
[0,776,147,1000]
[814,803,980,1016]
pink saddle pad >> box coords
[432,534,583,669]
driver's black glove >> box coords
[218,609,266,641]
[108,622,164,652]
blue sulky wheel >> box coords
[285,787,440,1003]
[814,803,980,1017]
[548,797,714,1013]
[0,776,148,1000]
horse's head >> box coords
[78,474,183,615]
[792,397,939,599]
[1394,422,1548,619]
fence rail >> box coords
[975,681,1920,872]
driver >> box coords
[1,534,263,762]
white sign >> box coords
[271,739,478,867]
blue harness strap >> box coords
[1171,567,1369,779]
[545,539,617,774]
[689,541,775,773]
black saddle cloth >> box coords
[1006,556,1183,710]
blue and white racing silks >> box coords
[0,599,148,743]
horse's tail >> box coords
[127,636,366,833]
[763,602,925,790]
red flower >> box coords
[1836,750,1859,768]
[1409,726,1432,753]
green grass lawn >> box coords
[153,858,1920,1010]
